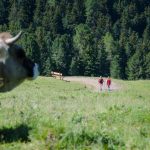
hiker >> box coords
[98,76,104,91]
[106,76,111,91]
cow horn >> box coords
[5,31,22,44]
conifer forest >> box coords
[0,0,150,79]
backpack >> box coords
[99,79,103,84]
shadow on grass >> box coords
[0,124,31,143]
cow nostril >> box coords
[33,63,39,79]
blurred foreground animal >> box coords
[0,31,39,92]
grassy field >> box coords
[0,77,150,150]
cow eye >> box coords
[16,49,25,59]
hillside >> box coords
[0,77,150,149]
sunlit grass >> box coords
[0,77,150,149]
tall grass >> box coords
[0,77,150,149]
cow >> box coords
[0,31,39,92]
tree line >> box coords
[0,0,150,79]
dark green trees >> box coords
[0,0,149,79]
[52,34,72,74]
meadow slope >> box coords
[0,77,150,150]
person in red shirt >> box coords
[106,76,111,91]
[98,76,104,91]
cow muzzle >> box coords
[32,63,39,79]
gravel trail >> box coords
[63,76,120,92]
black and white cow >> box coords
[0,31,39,92]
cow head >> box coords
[0,31,39,92]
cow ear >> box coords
[5,31,22,45]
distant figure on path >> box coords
[106,76,111,91]
[98,76,104,91]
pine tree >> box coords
[69,57,80,75]
[9,0,35,30]
[35,27,47,75]
[127,41,146,80]
[145,52,150,79]
[73,24,96,75]
[0,0,9,25]
[33,0,47,28]
[94,40,109,76]
[51,34,72,75]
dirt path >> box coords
[63,76,120,92]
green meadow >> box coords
[0,77,150,150]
